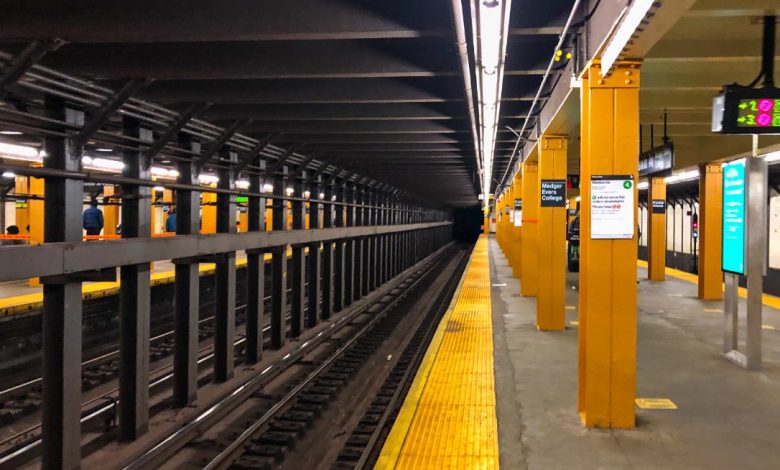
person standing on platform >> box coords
[165,207,177,233]
[83,199,104,236]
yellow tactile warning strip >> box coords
[637,260,780,311]
[376,235,498,470]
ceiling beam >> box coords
[140,78,464,105]
[0,0,450,42]
[45,41,459,80]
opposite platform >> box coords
[377,235,499,469]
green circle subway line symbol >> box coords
[623,180,633,189]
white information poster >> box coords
[590,175,635,239]
[513,199,522,227]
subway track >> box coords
[0,261,309,429]
[0,285,304,468]
[120,244,468,470]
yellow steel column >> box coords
[647,177,666,280]
[578,60,639,429]
[698,163,724,299]
[28,175,45,287]
[14,176,29,234]
[103,185,120,236]
[537,135,567,330]
[511,172,523,278]
[201,190,217,234]
[520,160,539,296]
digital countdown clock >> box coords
[712,85,780,135]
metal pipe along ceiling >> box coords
[496,0,586,195]
[448,0,483,199]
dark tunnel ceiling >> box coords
[0,0,575,207]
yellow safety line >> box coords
[376,235,498,470]
[636,260,780,310]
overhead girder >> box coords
[43,40,460,80]
[0,0,452,43]
[201,103,466,121]
[236,119,467,135]
[138,77,466,105]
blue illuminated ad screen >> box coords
[721,159,746,275]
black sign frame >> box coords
[540,179,566,207]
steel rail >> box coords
[122,245,450,470]
[201,248,449,470]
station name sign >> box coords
[712,85,780,135]
[540,180,566,207]
[639,143,674,177]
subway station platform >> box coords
[0,252,250,317]
[378,236,780,469]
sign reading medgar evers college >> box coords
[540,180,566,207]
[721,159,746,275]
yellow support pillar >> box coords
[647,177,666,280]
[505,182,515,272]
[578,60,639,429]
[201,190,217,234]
[103,185,120,236]
[14,176,30,235]
[28,175,45,287]
[537,135,567,330]
[520,160,539,297]
[698,163,724,299]
[511,173,523,278]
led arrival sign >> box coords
[736,98,780,128]
[721,159,746,275]
[712,86,780,135]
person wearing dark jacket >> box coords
[165,207,177,233]
[83,199,104,236]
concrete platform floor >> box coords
[489,237,780,470]
[0,253,249,300]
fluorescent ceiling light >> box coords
[285,187,294,196]
[331,195,337,201]
[235,179,250,189]
[153,186,165,192]
[601,0,655,75]
[0,142,43,163]
[0,131,22,135]
[476,0,509,209]
[303,190,311,198]
[96,148,112,152]
[637,181,649,190]
[83,156,124,172]
[262,183,274,193]
[319,192,325,199]
[664,169,699,185]
[2,171,15,178]
[763,150,780,164]
[198,174,219,184]
[150,166,179,179]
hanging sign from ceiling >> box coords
[712,85,780,135]
[639,143,674,177]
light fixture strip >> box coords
[475,0,511,207]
